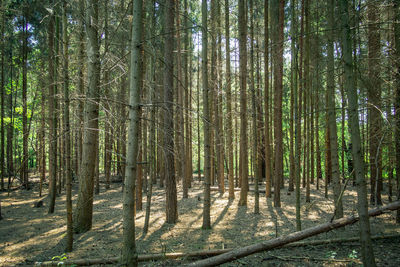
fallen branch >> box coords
[264,254,361,264]
[33,233,400,266]
[34,201,400,266]
[187,201,400,266]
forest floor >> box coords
[0,174,399,267]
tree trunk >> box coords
[271,0,284,208]
[164,0,178,224]
[22,12,28,190]
[62,0,72,252]
[74,0,100,233]
[339,0,376,264]
[393,0,400,224]
[264,0,271,199]
[0,0,4,191]
[249,0,259,214]
[327,0,343,219]
[367,0,382,206]
[291,0,301,231]
[238,0,248,206]
[201,0,211,229]
[225,0,234,200]
[103,0,111,191]
[120,0,143,266]
[47,0,58,214]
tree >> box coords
[264,0,271,198]
[339,0,376,265]
[394,0,400,224]
[225,0,234,200]
[327,0,343,219]
[62,0,73,252]
[249,0,259,214]
[74,0,100,233]
[47,0,58,214]
[367,0,382,206]
[238,0,248,206]
[120,0,143,265]
[202,0,211,229]
[0,0,4,192]
[164,0,178,224]
[291,0,302,231]
[22,9,28,190]
[271,0,284,208]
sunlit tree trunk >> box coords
[339,0,376,264]
[164,0,178,224]
[74,0,100,233]
[120,0,142,266]
[327,0,343,218]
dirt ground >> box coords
[0,175,399,266]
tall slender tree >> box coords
[327,0,343,218]
[394,0,400,224]
[47,0,58,214]
[121,0,143,265]
[225,0,234,200]
[339,0,376,264]
[238,0,248,206]
[62,0,72,252]
[367,0,382,206]
[264,0,271,198]
[164,0,178,224]
[202,0,211,229]
[271,0,284,207]
[74,0,101,233]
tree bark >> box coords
[264,0,271,199]
[164,0,178,224]
[327,0,343,219]
[47,0,58,214]
[201,0,211,229]
[120,0,143,266]
[271,0,284,208]
[393,0,400,224]
[225,0,234,200]
[339,0,376,265]
[367,0,382,206]
[238,0,248,206]
[74,0,100,233]
[62,0,72,252]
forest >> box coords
[0,0,400,266]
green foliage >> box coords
[348,249,358,259]
[50,253,77,267]
[326,250,337,259]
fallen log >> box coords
[187,201,400,266]
[34,201,400,266]
[34,249,230,266]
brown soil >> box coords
[0,176,399,266]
